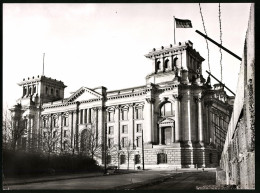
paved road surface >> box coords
[135,171,216,189]
[5,169,216,190]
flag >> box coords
[175,18,192,28]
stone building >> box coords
[10,40,234,168]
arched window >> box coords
[173,57,178,68]
[164,59,169,69]
[156,60,161,71]
[81,129,88,152]
[209,153,213,164]
[135,154,141,164]
[56,90,59,97]
[28,87,32,95]
[107,155,111,164]
[23,87,26,97]
[120,154,126,164]
[160,102,173,116]
[33,85,36,94]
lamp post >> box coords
[104,125,107,174]
[142,129,145,170]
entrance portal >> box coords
[161,127,171,145]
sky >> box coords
[3,3,252,109]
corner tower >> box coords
[17,75,67,106]
[145,40,205,85]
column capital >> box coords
[68,110,76,114]
[145,98,155,104]
[128,103,134,107]
[114,105,120,109]
[173,94,182,101]
[97,106,105,111]
[193,96,203,103]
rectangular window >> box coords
[136,124,142,133]
[53,118,58,127]
[43,119,48,128]
[64,130,68,138]
[122,110,128,120]
[63,117,68,126]
[108,126,114,135]
[52,142,56,151]
[136,136,141,147]
[53,131,57,138]
[63,141,67,150]
[136,108,142,119]
[108,111,114,122]
[122,125,128,134]
[122,137,127,148]
[108,138,114,148]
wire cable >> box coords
[199,3,211,72]
[219,3,223,82]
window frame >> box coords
[122,125,128,134]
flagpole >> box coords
[173,16,176,45]
[42,53,45,76]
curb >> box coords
[3,171,139,186]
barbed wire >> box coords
[219,3,223,82]
[199,3,211,73]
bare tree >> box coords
[42,127,61,161]
[122,139,135,170]
[8,104,27,151]
[2,106,12,150]
[81,127,102,160]
[79,109,103,161]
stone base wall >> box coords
[107,146,219,169]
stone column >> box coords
[187,91,192,145]
[88,108,91,123]
[159,126,162,145]
[114,106,120,148]
[198,97,204,144]
[145,98,154,144]
[128,104,134,148]
[93,107,98,140]
[171,126,175,143]
[82,109,85,124]
[97,107,103,143]
[173,94,182,142]
[59,114,63,151]
[69,111,74,148]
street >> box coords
[4,168,216,190]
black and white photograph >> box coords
[2,3,255,190]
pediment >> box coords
[158,117,175,125]
[67,87,102,103]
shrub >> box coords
[2,150,101,177]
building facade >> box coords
[10,40,233,168]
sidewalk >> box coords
[3,169,139,186]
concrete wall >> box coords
[217,4,255,189]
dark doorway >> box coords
[157,153,167,164]
[161,127,171,145]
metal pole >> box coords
[142,129,145,170]
[42,53,45,76]
[195,30,242,61]
[206,70,236,96]
[173,16,176,45]
[104,126,107,174]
